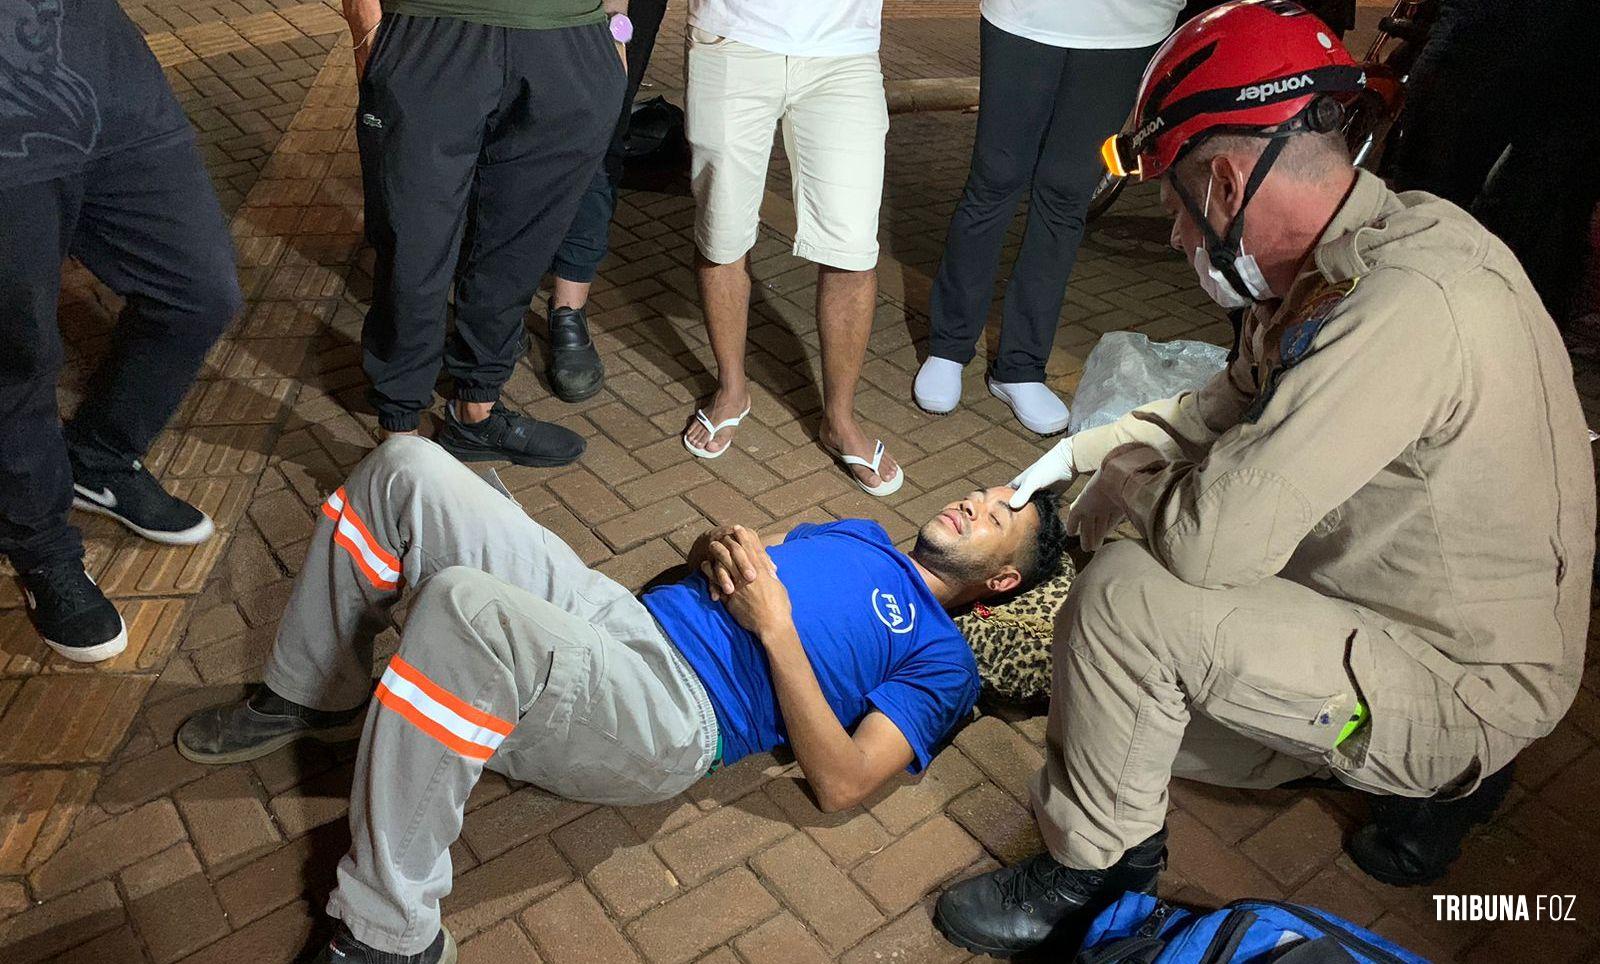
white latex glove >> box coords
[1064,469,1125,553]
[1008,437,1075,509]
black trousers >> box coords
[0,134,240,572]
[1388,0,1599,321]
[927,19,1155,383]
[357,15,625,432]
[551,0,670,284]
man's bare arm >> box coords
[716,528,913,812]
[344,0,382,76]
[762,622,915,812]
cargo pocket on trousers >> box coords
[1203,610,1362,764]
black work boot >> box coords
[177,685,367,765]
[312,923,456,964]
[1348,764,1515,886]
[934,828,1167,958]
[546,303,604,402]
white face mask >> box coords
[1190,174,1273,309]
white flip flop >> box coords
[682,404,751,459]
[823,438,905,498]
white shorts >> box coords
[684,28,888,271]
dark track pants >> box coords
[551,0,669,284]
[0,135,240,572]
[356,15,625,432]
[927,19,1153,383]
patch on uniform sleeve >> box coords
[1242,277,1359,423]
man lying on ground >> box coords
[176,435,1067,964]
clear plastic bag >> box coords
[1068,332,1228,435]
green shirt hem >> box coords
[382,2,605,31]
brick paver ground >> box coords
[3,2,1599,962]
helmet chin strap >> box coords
[1170,134,1289,303]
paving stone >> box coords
[951,715,1044,804]
[130,871,231,964]
[442,835,572,941]
[837,899,969,964]
[550,808,679,920]
[521,881,642,964]
[268,759,353,838]
[625,867,779,964]
[685,751,791,811]
[0,674,155,764]
[0,880,29,920]
[851,815,984,916]
[867,748,984,836]
[213,821,346,927]
[946,780,1045,865]
[51,923,147,964]
[0,880,125,964]
[750,833,883,952]
[734,913,833,964]
[0,767,98,873]
[596,539,682,592]
[175,765,283,870]
[460,918,544,964]
[460,786,591,861]
[173,899,317,964]
[596,496,703,552]
[653,791,793,886]
[765,775,894,869]
[30,798,187,899]
[1238,794,1353,890]
[121,843,204,900]
[1165,809,1285,902]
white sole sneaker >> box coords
[73,488,216,545]
[41,614,129,663]
[914,357,964,414]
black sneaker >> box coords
[934,828,1167,958]
[546,303,605,402]
[435,402,584,467]
[72,459,214,545]
[314,923,456,964]
[1348,764,1514,886]
[20,562,127,663]
[177,685,367,765]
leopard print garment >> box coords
[954,560,1075,709]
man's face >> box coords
[1160,175,1205,257]
[913,486,1038,592]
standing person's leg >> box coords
[985,44,1154,435]
[323,566,716,957]
[544,0,672,403]
[918,19,1063,413]
[439,22,622,464]
[65,134,241,543]
[357,15,499,436]
[682,34,785,457]
[783,53,901,494]
[0,175,125,660]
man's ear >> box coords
[1210,152,1248,215]
[984,566,1022,597]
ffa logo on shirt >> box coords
[872,589,916,635]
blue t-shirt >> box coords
[643,520,979,772]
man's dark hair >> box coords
[1016,489,1069,590]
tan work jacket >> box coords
[1072,170,1595,739]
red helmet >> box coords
[1102,0,1365,181]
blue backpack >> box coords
[1077,893,1429,964]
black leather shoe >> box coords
[1348,764,1514,886]
[546,303,604,402]
[177,686,367,765]
[934,828,1166,958]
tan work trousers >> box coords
[1034,540,1527,871]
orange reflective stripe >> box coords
[389,656,514,736]
[375,682,495,761]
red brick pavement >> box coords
[2,2,1599,962]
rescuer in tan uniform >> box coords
[933,3,1596,958]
